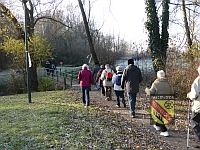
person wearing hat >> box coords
[187,66,200,148]
[145,70,174,137]
[100,64,114,101]
[112,66,126,108]
[121,59,143,117]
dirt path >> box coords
[83,85,199,150]
[50,73,198,149]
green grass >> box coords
[0,90,135,150]
[0,90,187,150]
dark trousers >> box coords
[81,87,90,106]
[155,122,167,132]
[101,86,105,96]
[104,86,112,101]
[191,112,200,142]
[114,91,125,106]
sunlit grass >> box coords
[0,90,135,149]
[0,90,186,149]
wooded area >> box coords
[0,0,200,96]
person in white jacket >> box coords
[187,66,200,148]
[112,66,126,108]
[100,64,114,101]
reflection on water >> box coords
[115,59,154,74]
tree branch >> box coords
[34,16,72,29]
[169,2,200,7]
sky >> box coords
[66,0,190,49]
[7,0,186,48]
[90,0,147,43]
[68,0,147,44]
[4,0,147,44]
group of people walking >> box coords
[77,59,200,148]
[45,58,57,77]
[93,59,143,119]
[78,59,143,117]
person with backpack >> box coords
[96,65,105,96]
[78,64,94,106]
[121,59,143,118]
[112,66,126,108]
[100,64,114,101]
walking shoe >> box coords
[193,142,200,148]
[105,97,110,101]
[193,145,200,148]
[153,125,161,131]
[160,131,169,137]
[116,104,120,108]
[130,114,135,118]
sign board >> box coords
[150,94,175,125]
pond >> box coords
[115,59,154,74]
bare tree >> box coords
[78,0,99,65]
[0,0,71,91]
[181,0,192,47]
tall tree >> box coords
[78,0,99,65]
[145,0,170,72]
[181,0,192,47]
[0,1,70,91]
[2,35,51,88]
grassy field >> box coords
[0,69,191,149]
[0,90,192,150]
[0,90,137,150]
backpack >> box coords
[115,75,122,86]
[105,71,113,81]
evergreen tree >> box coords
[145,0,170,72]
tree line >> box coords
[0,0,129,91]
[0,0,200,96]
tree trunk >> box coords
[181,0,192,47]
[0,2,38,91]
[0,50,6,69]
[30,62,38,91]
[78,0,99,65]
[145,0,169,73]
[145,0,161,73]
[161,0,170,71]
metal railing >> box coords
[39,67,80,89]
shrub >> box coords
[166,45,200,100]
[38,75,63,91]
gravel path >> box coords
[87,85,199,150]
[46,72,199,150]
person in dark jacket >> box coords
[121,59,143,118]
[78,64,94,106]
[45,61,50,76]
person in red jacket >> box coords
[78,64,94,106]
